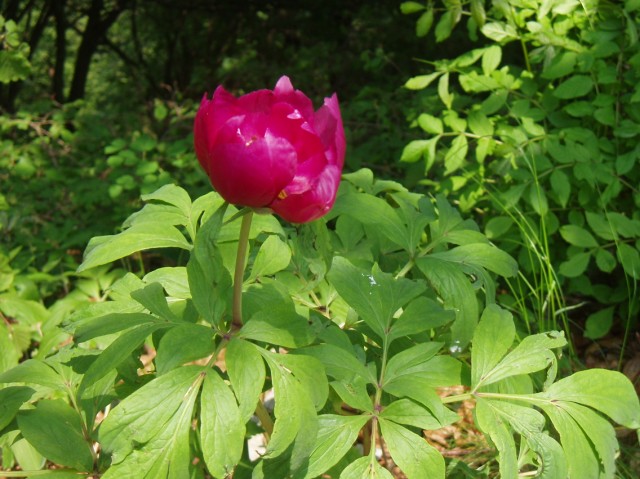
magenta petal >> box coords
[208,132,297,207]
[273,76,315,121]
[270,165,341,223]
[315,94,346,168]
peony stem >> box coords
[232,210,253,330]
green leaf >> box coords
[17,400,94,471]
[187,202,232,324]
[388,297,455,343]
[130,282,178,321]
[330,377,373,413]
[248,235,292,281]
[430,243,518,278]
[261,352,321,471]
[550,169,571,208]
[78,224,191,272]
[540,401,617,479]
[155,324,214,374]
[328,257,426,339]
[379,419,445,478]
[79,322,170,394]
[0,386,34,430]
[595,248,617,273]
[474,399,518,478]
[417,113,443,135]
[400,1,425,14]
[617,243,640,279]
[475,331,566,389]
[200,369,245,478]
[438,72,453,109]
[240,306,315,348]
[559,225,599,248]
[559,251,591,278]
[415,257,478,348]
[384,347,461,399]
[300,344,372,383]
[144,267,190,299]
[541,404,604,479]
[528,184,548,216]
[444,134,468,174]
[584,306,615,340]
[332,193,409,250]
[304,414,370,479]
[542,51,577,79]
[536,369,640,428]
[435,10,457,43]
[100,367,204,479]
[481,22,518,42]
[416,8,434,37]
[405,72,442,90]
[482,45,502,75]
[379,399,445,430]
[340,456,394,478]
[471,305,515,387]
[0,359,66,390]
[226,338,266,423]
[553,75,593,99]
[72,312,158,343]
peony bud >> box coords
[194,76,345,223]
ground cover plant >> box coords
[1,0,639,477]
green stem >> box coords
[232,211,253,330]
[254,399,274,441]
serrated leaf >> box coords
[471,305,515,387]
[226,338,266,423]
[559,225,599,248]
[379,419,445,478]
[78,224,191,272]
[305,415,370,479]
[201,369,245,478]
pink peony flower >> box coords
[194,76,345,223]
